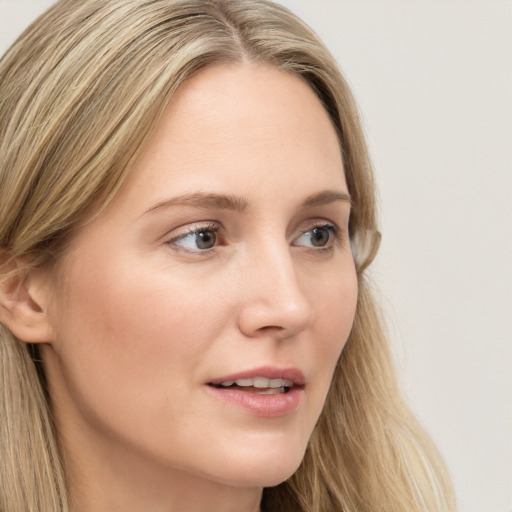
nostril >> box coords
[257,325,285,333]
[237,302,314,340]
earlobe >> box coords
[0,262,55,344]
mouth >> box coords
[208,377,295,395]
[205,367,305,417]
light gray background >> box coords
[1,1,511,511]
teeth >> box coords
[235,378,253,387]
[219,377,294,388]
[253,377,269,388]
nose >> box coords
[236,243,315,340]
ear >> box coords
[0,259,55,344]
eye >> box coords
[294,224,338,249]
[168,224,220,252]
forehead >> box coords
[65,62,349,241]
[164,62,339,147]
[121,63,346,200]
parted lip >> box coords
[207,366,306,387]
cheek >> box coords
[48,256,230,432]
[312,260,358,336]
[309,266,358,392]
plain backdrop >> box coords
[1,1,511,511]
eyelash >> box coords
[167,222,221,254]
[166,221,343,254]
[295,223,341,250]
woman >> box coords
[0,1,455,511]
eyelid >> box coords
[163,217,347,255]
[292,220,344,249]
[165,221,221,253]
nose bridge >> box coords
[237,236,314,338]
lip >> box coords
[207,366,306,387]
[205,366,305,418]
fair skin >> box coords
[8,64,357,512]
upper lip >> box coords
[207,366,306,387]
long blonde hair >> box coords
[0,1,455,511]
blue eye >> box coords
[294,224,337,248]
[171,226,219,251]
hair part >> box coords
[0,1,455,511]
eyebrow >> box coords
[143,189,351,216]
[144,193,249,215]
[302,190,352,208]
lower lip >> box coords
[205,386,303,418]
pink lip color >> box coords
[207,366,306,387]
[205,366,305,418]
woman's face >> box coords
[42,64,357,489]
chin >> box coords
[219,464,302,489]
[209,440,307,488]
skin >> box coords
[34,64,358,512]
